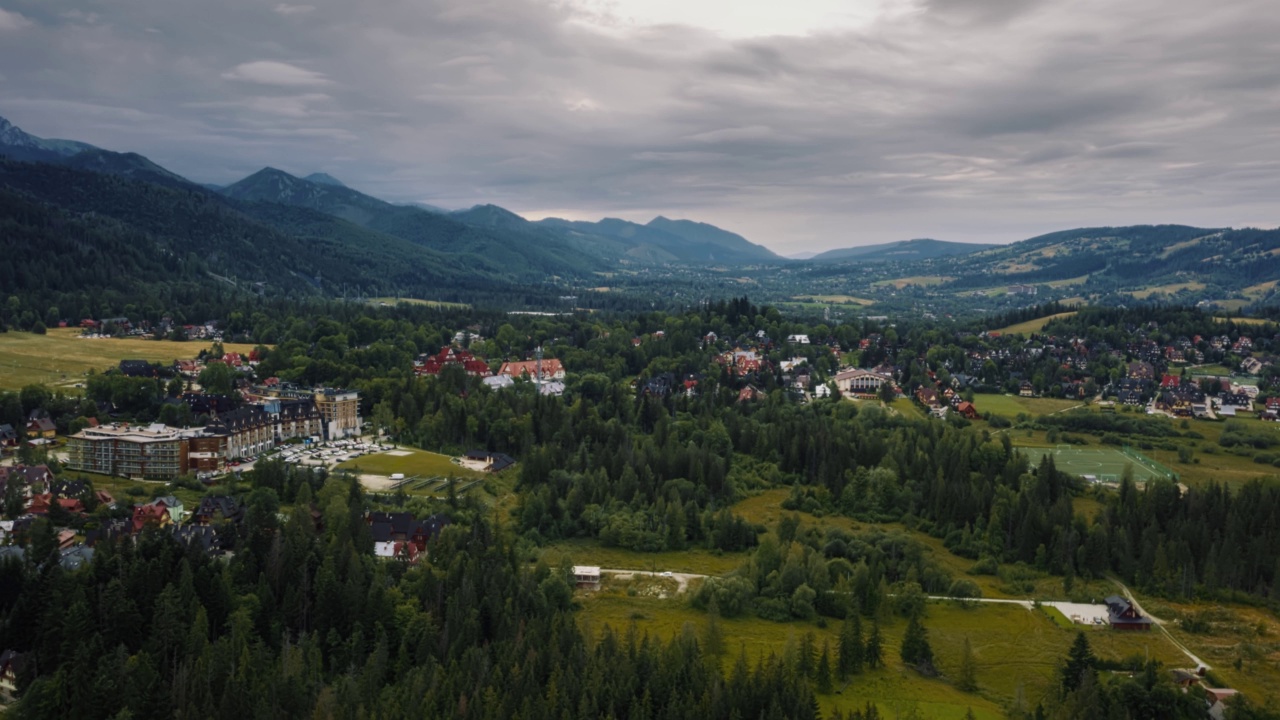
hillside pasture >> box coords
[993,311,1078,335]
[872,276,953,289]
[0,328,260,391]
[1127,282,1206,299]
[366,297,469,309]
[791,294,876,306]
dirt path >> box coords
[599,568,708,593]
[1109,578,1211,670]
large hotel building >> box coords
[66,389,358,480]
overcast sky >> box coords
[1,0,1277,253]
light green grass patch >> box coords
[872,276,953,289]
[972,393,1083,418]
[0,328,261,391]
[1041,605,1075,629]
[890,398,926,420]
[994,311,1078,335]
[1127,282,1206,300]
[792,295,876,306]
[366,297,469,309]
[542,539,746,577]
[337,448,484,480]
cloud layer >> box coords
[1,0,1277,251]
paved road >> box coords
[599,568,708,593]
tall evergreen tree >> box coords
[838,613,864,678]
[1060,631,1096,694]
[865,620,883,669]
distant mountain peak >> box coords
[305,172,346,188]
[0,114,97,158]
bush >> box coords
[969,556,999,576]
[947,579,982,599]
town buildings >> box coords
[314,388,362,440]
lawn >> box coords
[575,585,1198,718]
[1190,364,1234,377]
[890,397,926,420]
[336,448,485,480]
[541,539,746,577]
[1215,316,1276,327]
[872,276,953,289]
[366,297,470,309]
[791,295,876,306]
[972,393,1084,418]
[994,311,1078,335]
[0,328,259,391]
[1127,282,1206,299]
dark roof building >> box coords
[119,359,157,378]
[1105,595,1154,631]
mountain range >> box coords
[2,112,1278,311]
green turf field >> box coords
[336,448,484,479]
[1028,446,1171,482]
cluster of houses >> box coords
[74,317,221,340]
[367,511,451,563]
[0,464,247,564]
[413,346,567,396]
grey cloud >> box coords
[0,0,1276,251]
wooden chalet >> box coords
[1104,595,1154,631]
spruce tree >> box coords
[1061,631,1096,694]
[865,620,883,669]
[816,641,834,694]
[899,613,934,673]
[838,613,864,678]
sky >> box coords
[0,0,1278,254]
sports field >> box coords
[1028,446,1173,482]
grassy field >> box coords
[872,276,953,289]
[1189,364,1235,376]
[1127,282,1206,299]
[576,584,1196,718]
[791,295,876,306]
[994,311,1078,335]
[366,295,471,307]
[992,408,1280,491]
[541,539,746,576]
[336,448,485,480]
[890,397,926,420]
[1034,447,1168,482]
[0,328,260,391]
[1214,316,1276,327]
[971,393,1084,418]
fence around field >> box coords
[1028,446,1174,482]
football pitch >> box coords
[1028,445,1174,482]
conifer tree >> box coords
[1061,631,1096,694]
[838,613,864,678]
[865,620,883,669]
[816,641,833,694]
